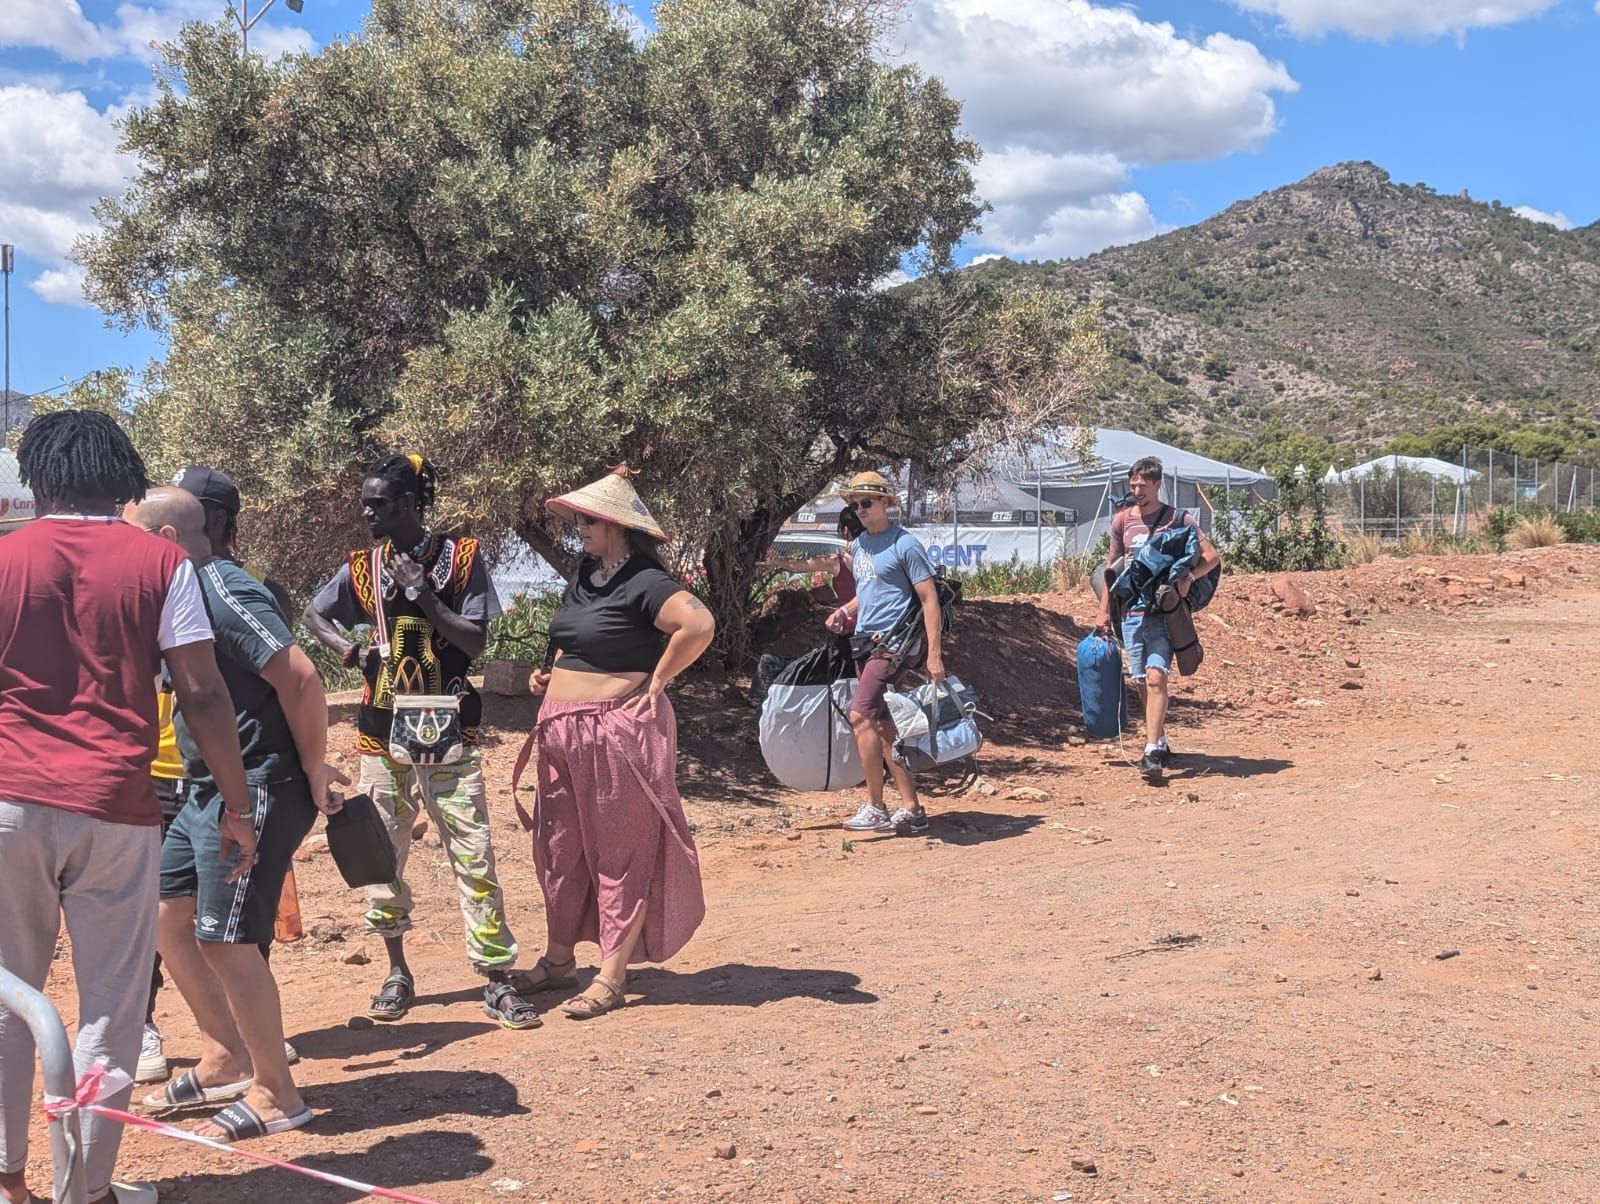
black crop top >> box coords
[548,556,684,674]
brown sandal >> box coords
[516,955,579,993]
[559,973,627,1020]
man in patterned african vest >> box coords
[305,454,542,1029]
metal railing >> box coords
[0,965,88,1204]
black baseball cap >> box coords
[173,466,241,515]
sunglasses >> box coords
[853,497,881,510]
[573,513,600,527]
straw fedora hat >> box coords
[546,465,667,540]
[838,470,900,508]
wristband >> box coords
[224,808,251,820]
[341,644,362,668]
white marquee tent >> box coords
[1324,454,1478,487]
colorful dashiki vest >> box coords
[347,534,484,758]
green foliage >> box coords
[952,552,1053,597]
[1215,474,1346,573]
[1486,505,1600,547]
[482,591,561,663]
[80,0,1097,665]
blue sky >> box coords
[1,0,1596,397]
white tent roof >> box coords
[1323,455,1478,486]
[1028,429,1275,488]
[0,448,36,530]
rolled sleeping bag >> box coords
[1156,584,1203,676]
[1076,632,1127,740]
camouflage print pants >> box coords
[359,752,518,973]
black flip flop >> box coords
[204,1099,313,1144]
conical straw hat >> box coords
[546,465,667,540]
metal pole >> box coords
[1034,478,1042,566]
[2,243,12,438]
[0,966,88,1204]
[1460,443,1468,536]
[1359,478,1365,534]
[1487,451,1494,512]
[1512,454,1518,512]
[1430,477,1436,536]
[1395,460,1401,540]
[1534,459,1540,508]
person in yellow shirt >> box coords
[136,693,187,1083]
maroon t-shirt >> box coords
[0,519,190,825]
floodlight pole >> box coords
[2,244,12,441]
[232,0,303,56]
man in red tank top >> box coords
[0,412,253,1204]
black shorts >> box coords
[160,778,317,945]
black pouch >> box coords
[325,792,398,889]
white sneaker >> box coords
[888,807,930,836]
[842,802,891,831]
[135,1023,166,1084]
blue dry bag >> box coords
[1076,633,1127,740]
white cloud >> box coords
[1512,204,1574,230]
[0,0,313,64]
[0,0,113,61]
[895,1,1295,261]
[0,85,136,304]
[31,266,92,307]
[873,268,916,291]
[969,253,1007,266]
[1231,0,1558,40]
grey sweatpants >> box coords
[0,800,159,1199]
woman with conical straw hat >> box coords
[518,466,714,1018]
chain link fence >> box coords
[1323,449,1600,539]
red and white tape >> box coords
[45,1062,443,1203]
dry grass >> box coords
[1053,557,1087,592]
[1344,532,1385,564]
[1506,514,1566,550]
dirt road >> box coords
[25,548,1600,1202]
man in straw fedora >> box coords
[521,465,714,1018]
[826,471,946,835]
[304,453,542,1029]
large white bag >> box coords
[757,643,866,792]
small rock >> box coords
[1007,786,1050,802]
[705,1088,722,1098]
[1345,889,1361,897]
[1436,950,1460,960]
[1070,1155,1098,1175]
[1366,967,1383,982]
[1486,1116,1509,1127]
[422,831,443,849]
[1229,1168,1245,1178]
[974,778,998,797]
[713,1143,737,1160]
[1270,574,1313,616]
[341,949,371,966]
[1344,654,1361,668]
[490,1179,524,1194]
[1339,679,1364,690]
[346,1015,374,1031]
[913,1105,939,1115]
[1273,972,1288,983]
[969,1018,987,1029]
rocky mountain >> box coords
[970,162,1600,453]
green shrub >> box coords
[1216,474,1346,573]
[954,552,1054,596]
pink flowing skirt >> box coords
[532,695,705,964]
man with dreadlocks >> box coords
[304,454,539,1028]
[0,412,253,1204]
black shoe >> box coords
[1138,751,1163,779]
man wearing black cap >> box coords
[173,466,294,621]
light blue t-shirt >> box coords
[851,524,934,636]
